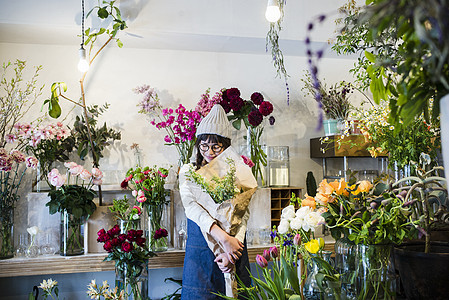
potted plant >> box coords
[386,158,449,299]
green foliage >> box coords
[265,0,288,80]
[72,103,121,167]
[306,171,317,197]
[46,185,97,219]
[186,158,238,204]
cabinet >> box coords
[310,135,388,181]
[270,187,302,228]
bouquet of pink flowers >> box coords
[134,85,202,167]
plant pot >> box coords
[323,119,339,136]
[394,241,449,300]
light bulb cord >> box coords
[81,0,85,49]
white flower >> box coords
[39,278,57,291]
[281,205,296,221]
[304,212,325,231]
[290,217,305,231]
[27,226,39,236]
[277,219,290,234]
[295,206,312,219]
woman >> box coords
[179,104,258,299]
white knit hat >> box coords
[196,104,232,138]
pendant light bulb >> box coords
[265,0,281,23]
[77,47,89,73]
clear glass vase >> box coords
[146,204,169,252]
[355,244,396,300]
[0,208,14,259]
[115,260,149,300]
[60,210,85,256]
[303,250,343,300]
[334,238,357,298]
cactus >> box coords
[306,171,317,197]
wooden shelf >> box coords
[0,245,274,278]
[270,187,302,229]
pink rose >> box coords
[79,169,92,181]
[137,195,147,203]
[92,168,103,179]
[69,165,84,176]
[64,162,78,169]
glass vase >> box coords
[115,260,149,300]
[355,244,396,300]
[246,125,267,186]
[146,204,169,252]
[303,250,343,300]
[334,237,357,299]
[60,210,85,256]
[0,208,14,259]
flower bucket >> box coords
[0,208,14,259]
[60,210,85,256]
[323,119,339,136]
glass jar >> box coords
[268,146,290,187]
[334,238,357,298]
[355,244,396,300]
[115,260,148,300]
[60,210,85,256]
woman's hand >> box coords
[214,253,234,273]
[210,223,244,264]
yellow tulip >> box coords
[305,239,320,254]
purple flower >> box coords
[229,97,244,111]
[248,110,263,127]
[250,92,264,105]
[226,88,241,100]
[269,246,279,259]
[269,116,275,125]
[256,254,268,268]
[263,249,271,262]
[259,101,273,116]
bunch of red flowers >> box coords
[97,225,146,254]
[153,228,168,240]
[220,87,275,128]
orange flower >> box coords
[315,193,336,205]
[329,178,347,195]
[302,195,316,209]
[358,180,373,193]
[317,179,334,195]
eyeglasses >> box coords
[199,143,223,153]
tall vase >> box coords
[334,237,357,298]
[115,260,149,300]
[355,244,396,300]
[439,94,449,178]
[60,210,85,256]
[146,204,169,252]
[247,126,267,186]
[0,208,14,259]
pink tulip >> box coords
[269,246,279,259]
[256,254,268,268]
[263,249,271,262]
[79,169,92,181]
[92,168,103,179]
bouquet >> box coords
[301,71,353,121]
[97,225,155,299]
[46,162,103,254]
[109,195,144,232]
[198,87,275,185]
[121,165,170,251]
[12,121,75,190]
[135,85,202,167]
[179,146,258,297]
[0,149,38,258]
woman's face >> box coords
[199,139,224,163]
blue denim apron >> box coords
[181,219,251,300]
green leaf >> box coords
[232,119,242,130]
[97,7,109,19]
[49,98,61,118]
[365,51,376,63]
